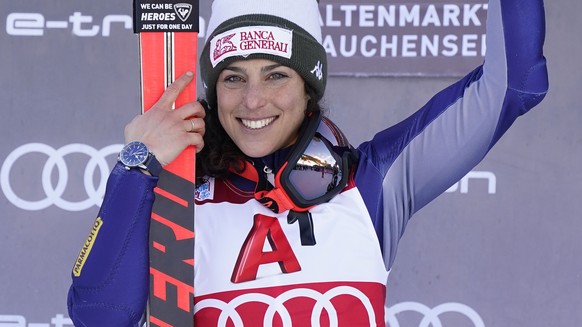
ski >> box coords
[133,1,199,326]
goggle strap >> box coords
[254,188,296,214]
[231,160,298,213]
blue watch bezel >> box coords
[119,141,149,167]
[119,141,162,176]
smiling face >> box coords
[216,59,310,158]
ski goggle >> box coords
[238,111,357,213]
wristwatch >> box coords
[118,141,163,177]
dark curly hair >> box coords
[196,84,323,182]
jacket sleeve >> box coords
[67,163,157,327]
[354,0,549,270]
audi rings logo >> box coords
[1,143,123,212]
[195,287,485,327]
[386,301,485,327]
[194,286,377,327]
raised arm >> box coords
[355,0,549,269]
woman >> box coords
[68,0,549,325]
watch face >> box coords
[119,141,149,167]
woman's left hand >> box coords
[124,71,206,166]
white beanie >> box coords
[199,0,327,105]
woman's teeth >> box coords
[241,117,275,129]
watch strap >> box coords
[143,152,163,177]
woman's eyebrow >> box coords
[261,63,283,73]
[222,66,245,73]
[223,63,284,74]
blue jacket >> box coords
[68,0,548,325]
